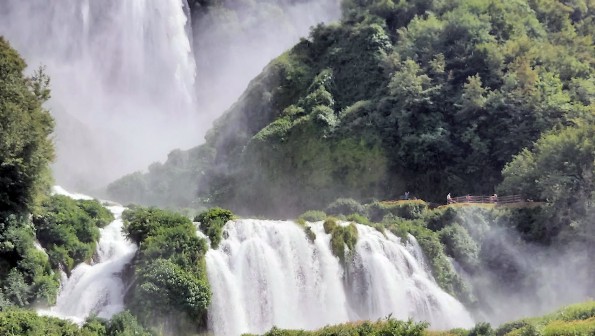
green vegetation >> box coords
[0,308,152,336]
[367,200,429,222]
[122,207,210,335]
[251,318,427,336]
[388,218,472,304]
[499,123,595,243]
[32,195,114,273]
[109,0,595,220]
[495,301,595,336]
[0,37,66,310]
[298,210,327,222]
[326,198,366,217]
[0,37,54,218]
[323,218,359,263]
[248,302,595,336]
[194,207,235,249]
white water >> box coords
[206,220,475,335]
[0,0,198,190]
[39,187,137,323]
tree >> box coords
[499,122,595,239]
[0,36,54,217]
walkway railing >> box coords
[447,194,523,204]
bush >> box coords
[298,210,327,222]
[259,318,428,336]
[123,207,189,245]
[346,213,370,225]
[304,226,316,243]
[329,223,359,263]
[194,207,235,249]
[76,200,114,228]
[326,198,366,217]
[323,218,338,234]
[543,318,595,335]
[425,207,460,231]
[0,308,81,335]
[469,322,495,336]
[367,201,428,222]
[124,206,211,333]
[133,259,210,318]
[32,195,113,273]
[439,224,480,271]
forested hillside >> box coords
[109,0,595,217]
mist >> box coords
[0,0,340,193]
[191,0,341,129]
[454,208,595,325]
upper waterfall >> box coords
[206,219,474,335]
[0,0,198,190]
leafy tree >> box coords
[0,37,54,218]
[499,123,595,240]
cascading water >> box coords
[39,187,137,323]
[0,0,198,190]
[206,220,475,336]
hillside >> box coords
[108,0,595,218]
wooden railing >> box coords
[447,194,523,205]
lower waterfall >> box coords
[37,189,473,333]
[206,219,474,336]
[39,188,137,323]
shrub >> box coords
[124,207,189,245]
[439,224,480,271]
[194,207,235,249]
[367,201,428,222]
[425,207,460,231]
[259,318,428,335]
[469,322,495,336]
[32,195,113,273]
[76,200,114,228]
[346,213,370,225]
[323,218,338,234]
[326,198,366,217]
[0,308,80,335]
[543,318,595,336]
[329,223,359,263]
[124,206,211,333]
[304,226,316,243]
[298,210,327,222]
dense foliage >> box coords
[32,195,114,273]
[322,218,359,262]
[122,207,211,335]
[109,0,595,218]
[251,318,428,336]
[0,36,54,218]
[0,308,152,336]
[498,123,595,243]
[194,207,235,248]
[0,37,61,310]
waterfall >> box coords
[206,220,475,335]
[0,0,198,190]
[39,187,137,323]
